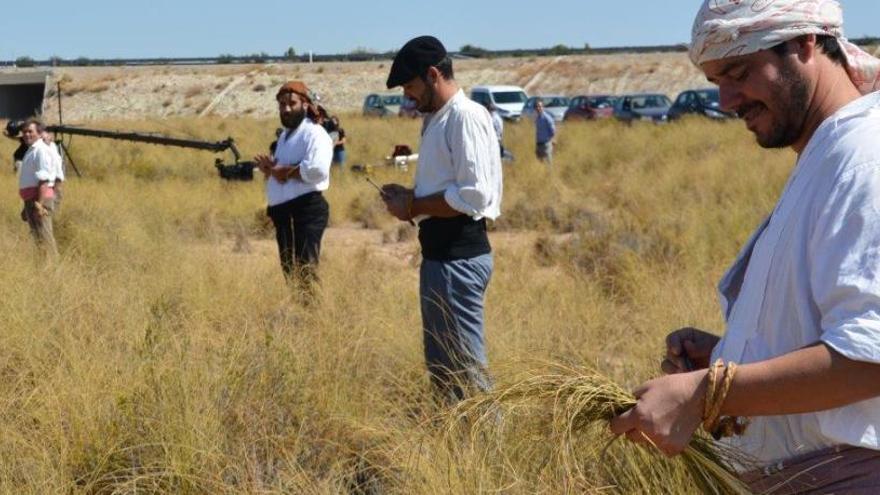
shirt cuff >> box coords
[35,171,53,182]
[298,165,328,185]
[444,185,480,217]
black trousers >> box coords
[267,192,329,285]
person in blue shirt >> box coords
[534,100,556,164]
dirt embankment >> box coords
[7,52,711,122]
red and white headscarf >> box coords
[690,0,880,95]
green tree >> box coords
[15,56,36,68]
[284,46,297,60]
[548,44,572,56]
[460,44,489,57]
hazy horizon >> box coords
[2,0,878,61]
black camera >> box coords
[5,119,24,137]
[215,159,255,181]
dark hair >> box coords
[22,117,45,133]
[771,34,847,66]
[421,56,454,81]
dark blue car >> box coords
[667,88,735,120]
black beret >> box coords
[386,36,447,89]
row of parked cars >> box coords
[363,86,734,123]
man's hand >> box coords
[609,371,707,457]
[34,202,50,218]
[270,165,293,183]
[254,154,276,178]
[662,327,720,374]
[381,183,414,221]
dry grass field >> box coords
[0,111,795,493]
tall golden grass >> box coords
[0,114,793,493]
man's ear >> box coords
[795,33,817,64]
[426,66,440,85]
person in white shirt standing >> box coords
[381,36,503,405]
[484,102,505,159]
[17,119,58,256]
[609,1,880,492]
[41,130,65,217]
[254,81,332,292]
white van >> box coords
[470,85,529,121]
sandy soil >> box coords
[1,52,713,122]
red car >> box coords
[563,95,617,121]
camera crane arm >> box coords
[45,125,244,160]
[45,125,255,180]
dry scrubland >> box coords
[0,114,795,493]
[26,52,712,121]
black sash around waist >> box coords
[418,215,491,261]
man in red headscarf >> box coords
[254,81,333,292]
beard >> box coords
[415,84,437,113]
[280,108,306,130]
[744,60,811,149]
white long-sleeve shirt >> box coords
[712,92,880,466]
[415,90,502,220]
[18,139,55,191]
[47,142,64,183]
[267,118,333,207]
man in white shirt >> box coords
[41,130,65,216]
[484,102,505,159]
[17,119,58,255]
[610,1,880,492]
[381,36,503,404]
[254,81,332,291]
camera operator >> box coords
[4,120,27,173]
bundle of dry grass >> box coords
[442,363,752,494]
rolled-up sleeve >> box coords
[443,110,498,218]
[298,127,333,185]
[813,162,880,363]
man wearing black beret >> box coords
[381,36,503,404]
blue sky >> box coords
[3,0,879,60]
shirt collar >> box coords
[430,89,464,120]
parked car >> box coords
[521,95,570,122]
[667,88,735,120]
[563,95,617,121]
[398,96,420,118]
[362,93,405,117]
[470,85,528,121]
[614,93,672,123]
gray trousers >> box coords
[23,199,58,256]
[420,253,493,404]
[536,142,553,164]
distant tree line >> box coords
[3,37,878,67]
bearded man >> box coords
[254,81,332,291]
[609,1,880,492]
[381,36,503,404]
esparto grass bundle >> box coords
[442,363,753,494]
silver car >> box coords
[521,95,570,122]
[362,93,405,117]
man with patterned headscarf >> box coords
[610,1,880,491]
[254,81,332,293]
